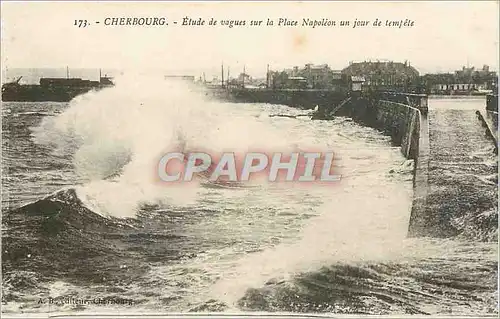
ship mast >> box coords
[221,62,225,89]
[266,64,270,88]
[243,65,246,87]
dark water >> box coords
[1,86,498,315]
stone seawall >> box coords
[374,100,422,160]
[476,110,498,148]
[316,95,429,238]
[311,95,496,240]
[332,97,425,162]
[408,108,498,240]
[370,100,430,239]
[208,88,348,110]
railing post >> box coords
[415,94,428,115]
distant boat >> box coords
[1,70,114,102]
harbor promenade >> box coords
[288,90,497,241]
[409,103,497,239]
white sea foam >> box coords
[31,71,303,217]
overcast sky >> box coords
[1,1,498,77]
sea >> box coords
[1,73,498,316]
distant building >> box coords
[301,64,330,89]
[420,65,498,94]
[342,60,420,91]
[350,76,366,91]
[268,63,346,90]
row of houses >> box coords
[433,83,489,92]
[420,65,497,94]
[268,64,345,90]
[266,61,420,92]
[342,60,420,89]
[267,61,498,94]
[199,61,497,94]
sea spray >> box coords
[206,141,415,307]
[31,71,302,218]
[5,92,498,314]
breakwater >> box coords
[409,105,498,240]
[207,87,348,109]
[208,88,496,240]
[314,95,496,240]
[314,92,427,162]
[476,110,498,148]
[313,92,430,239]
